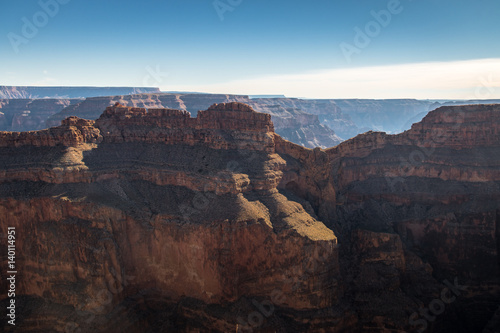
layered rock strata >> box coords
[0,103,338,332]
[1,103,499,332]
[46,94,342,148]
[0,86,160,99]
[0,98,83,132]
[276,104,500,332]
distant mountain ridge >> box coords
[0,86,160,99]
[0,98,83,131]
[330,98,500,134]
[1,86,500,148]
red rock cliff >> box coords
[95,103,275,153]
[276,104,500,332]
[0,102,339,332]
[1,103,499,332]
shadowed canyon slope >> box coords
[277,104,500,332]
[0,103,499,332]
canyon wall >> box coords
[0,98,83,131]
[46,94,343,149]
[0,102,499,332]
[276,104,500,332]
[330,99,437,135]
[0,103,339,332]
[3,87,499,146]
[251,98,360,140]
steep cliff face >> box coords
[276,104,500,332]
[1,103,499,332]
[0,103,339,332]
[248,98,437,139]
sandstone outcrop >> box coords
[0,103,499,332]
[46,94,342,149]
[3,88,499,146]
[276,104,500,332]
[0,117,101,148]
[0,102,339,332]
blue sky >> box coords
[1,0,499,98]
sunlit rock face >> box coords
[0,103,339,332]
[1,103,499,332]
[46,94,343,148]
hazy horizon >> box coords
[1,0,499,99]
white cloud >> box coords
[33,77,57,85]
[166,58,500,99]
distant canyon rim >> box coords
[0,86,499,332]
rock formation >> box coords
[0,86,160,99]
[0,103,339,332]
[0,102,499,332]
[276,104,500,332]
[330,99,438,135]
[250,98,360,140]
[3,87,499,146]
[46,93,343,149]
[0,98,83,132]
[248,103,342,148]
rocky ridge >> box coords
[0,102,339,332]
[0,86,160,99]
[46,93,343,148]
[276,104,500,332]
[0,103,499,332]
